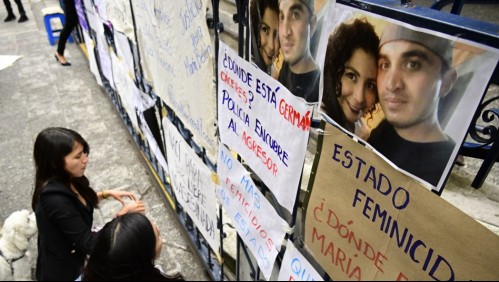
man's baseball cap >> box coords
[280,0,314,15]
[300,0,314,14]
[380,23,453,67]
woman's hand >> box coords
[103,190,138,205]
[116,201,146,217]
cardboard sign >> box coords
[305,123,499,280]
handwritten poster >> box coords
[95,30,114,87]
[165,118,220,253]
[218,42,312,213]
[105,0,134,38]
[80,1,102,86]
[305,123,499,280]
[82,32,102,86]
[114,31,135,85]
[217,144,288,280]
[278,240,324,281]
[131,0,217,161]
[92,0,108,21]
[111,48,139,130]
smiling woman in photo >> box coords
[250,0,279,75]
[322,18,380,140]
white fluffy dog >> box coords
[0,209,37,281]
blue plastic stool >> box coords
[42,6,73,46]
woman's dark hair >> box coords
[250,0,279,71]
[32,127,96,211]
[82,213,183,281]
[322,18,380,129]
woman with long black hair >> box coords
[32,127,145,280]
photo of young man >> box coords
[277,0,320,103]
[368,23,458,186]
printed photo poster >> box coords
[315,3,499,192]
[304,122,499,281]
[131,0,218,161]
[278,239,324,281]
[248,0,331,104]
[217,144,289,280]
[164,118,220,254]
[218,42,313,213]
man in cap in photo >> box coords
[277,0,320,103]
[368,23,457,187]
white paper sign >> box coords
[110,50,139,130]
[217,144,288,280]
[106,0,134,37]
[0,55,21,71]
[96,31,114,87]
[278,240,324,281]
[82,31,102,86]
[164,118,220,253]
[218,42,312,213]
[131,0,217,161]
[114,31,135,79]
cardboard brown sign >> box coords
[305,123,499,281]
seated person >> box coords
[81,212,183,281]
